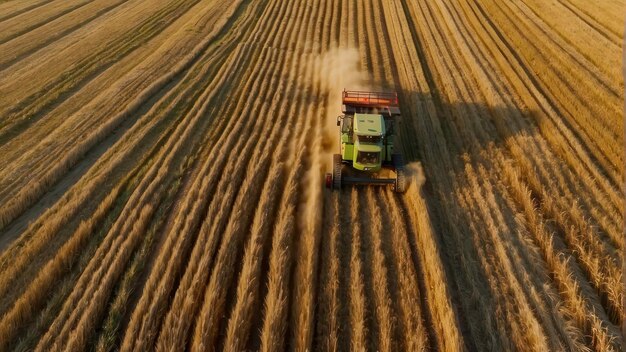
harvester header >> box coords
[342,89,401,116]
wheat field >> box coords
[0,0,623,351]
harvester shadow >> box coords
[395,89,544,351]
[318,86,543,350]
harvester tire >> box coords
[333,154,342,189]
[392,154,407,193]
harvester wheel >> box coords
[333,154,342,189]
[392,154,407,193]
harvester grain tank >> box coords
[325,90,406,193]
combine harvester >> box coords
[325,90,406,193]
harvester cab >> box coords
[325,90,406,193]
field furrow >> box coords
[0,0,133,71]
[0,0,622,350]
[0,0,248,233]
[0,0,55,23]
[0,0,96,45]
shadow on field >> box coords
[395,89,542,351]
[396,91,536,168]
[316,77,543,349]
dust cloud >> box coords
[296,48,371,235]
[404,161,426,191]
[314,48,370,166]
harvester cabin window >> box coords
[357,151,379,164]
[358,135,381,143]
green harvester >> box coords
[325,90,406,193]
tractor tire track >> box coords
[0,0,55,23]
[556,0,623,44]
[0,0,200,143]
[0,0,133,71]
[0,0,96,44]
